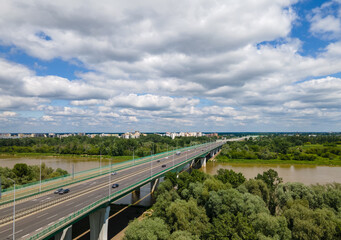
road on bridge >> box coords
[0,141,224,239]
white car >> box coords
[111,172,117,176]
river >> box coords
[1,156,341,185]
[202,161,341,185]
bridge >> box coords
[0,140,225,240]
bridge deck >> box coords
[0,141,224,240]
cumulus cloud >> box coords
[309,0,341,39]
[0,0,341,131]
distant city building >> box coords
[205,133,218,137]
[0,133,11,138]
[121,131,141,139]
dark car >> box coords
[162,164,166,168]
[112,183,119,188]
[59,189,70,195]
[157,160,161,163]
[54,188,63,194]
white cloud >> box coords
[0,111,17,117]
[0,0,341,131]
[42,115,54,121]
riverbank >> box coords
[215,155,341,166]
[0,152,133,161]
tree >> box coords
[205,189,269,219]
[255,169,282,192]
[251,212,291,240]
[275,182,316,210]
[164,198,210,236]
[255,169,282,214]
[215,169,246,188]
[13,163,30,178]
[242,179,270,206]
[169,231,200,240]
[208,212,256,240]
[283,201,340,240]
[123,218,170,240]
[153,190,180,221]
[203,177,230,192]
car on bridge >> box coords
[59,189,70,195]
[176,151,181,155]
[112,183,119,188]
[157,160,161,163]
[54,188,63,194]
[111,171,117,176]
[162,164,166,168]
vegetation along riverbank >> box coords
[216,135,341,166]
[123,169,341,240]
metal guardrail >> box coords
[27,142,223,240]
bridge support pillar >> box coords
[200,157,206,168]
[89,206,110,240]
[132,188,141,202]
[54,226,72,240]
[151,178,159,193]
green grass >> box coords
[216,155,341,166]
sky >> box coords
[0,0,341,133]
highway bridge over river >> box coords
[0,140,225,240]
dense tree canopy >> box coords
[124,168,341,240]
[218,135,341,164]
[0,163,68,189]
[0,135,212,157]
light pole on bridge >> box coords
[39,159,42,193]
[150,151,153,178]
[7,178,15,240]
[109,159,111,201]
[173,147,175,167]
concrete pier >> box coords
[89,206,110,240]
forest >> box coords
[218,135,341,164]
[124,169,341,240]
[0,163,68,189]
[0,135,212,157]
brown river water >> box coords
[202,161,341,185]
[1,156,341,185]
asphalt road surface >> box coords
[0,141,224,239]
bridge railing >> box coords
[0,142,211,205]
[27,142,222,240]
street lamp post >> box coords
[173,147,175,166]
[8,178,15,240]
[150,151,153,178]
[39,159,42,192]
[100,151,102,174]
[133,148,135,165]
[109,159,111,201]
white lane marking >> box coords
[46,214,57,220]
[0,229,9,234]
[16,230,23,234]
[48,222,54,225]
[35,227,42,232]
[37,212,49,218]
[74,203,83,208]
[21,233,30,238]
